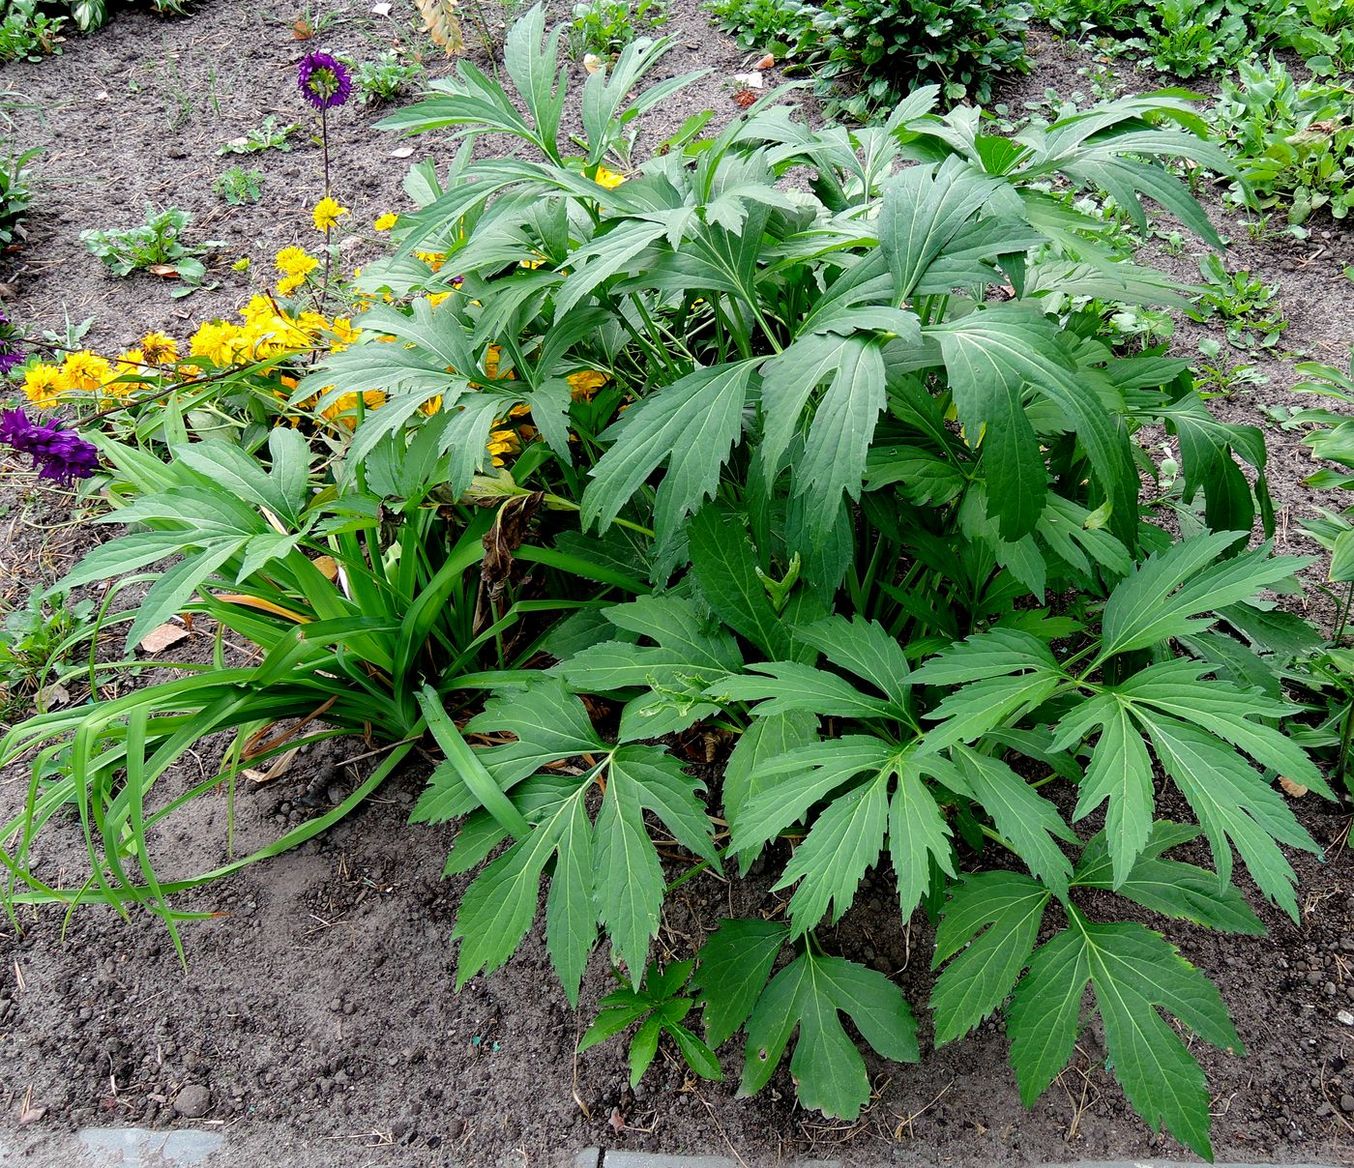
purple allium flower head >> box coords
[0,408,99,485]
[298,51,352,110]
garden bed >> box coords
[1,1,1353,1166]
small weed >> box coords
[0,591,97,718]
[219,115,299,156]
[1192,253,1287,349]
[0,148,38,247]
[1193,337,1269,397]
[0,0,64,62]
[568,0,668,59]
[80,206,221,296]
[213,165,264,205]
[349,51,425,106]
[1213,58,1354,226]
[703,0,820,58]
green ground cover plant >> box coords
[348,50,426,106]
[218,116,299,156]
[568,0,669,59]
[0,0,65,61]
[1213,58,1354,226]
[0,7,1343,1161]
[703,0,819,59]
[212,164,263,205]
[1036,0,1354,76]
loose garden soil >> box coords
[1,5,1353,1166]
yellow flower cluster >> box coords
[188,295,347,367]
[275,246,320,296]
[21,337,182,410]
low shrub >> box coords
[815,0,1032,108]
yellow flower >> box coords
[232,256,251,272]
[276,273,307,297]
[294,311,330,337]
[486,427,520,466]
[419,395,442,416]
[426,291,451,308]
[139,332,179,365]
[112,349,151,401]
[592,165,626,190]
[312,197,348,233]
[415,250,446,273]
[241,295,277,325]
[319,389,386,429]
[189,320,240,367]
[327,317,361,351]
[59,350,112,392]
[482,344,515,382]
[567,369,610,401]
[373,212,399,231]
[275,246,319,277]
[22,363,63,409]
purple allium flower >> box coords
[0,408,99,485]
[298,51,352,111]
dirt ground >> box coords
[1,4,1353,1167]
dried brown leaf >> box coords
[415,0,464,55]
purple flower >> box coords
[0,408,99,485]
[298,51,352,111]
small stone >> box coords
[1342,1094,1354,1114]
[173,1084,211,1118]
[1317,1101,1334,1117]
[1337,1010,1354,1026]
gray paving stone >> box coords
[600,1154,841,1168]
[78,1128,227,1167]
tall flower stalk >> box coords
[297,50,352,312]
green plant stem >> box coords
[543,493,655,538]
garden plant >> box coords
[0,1,1352,1163]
